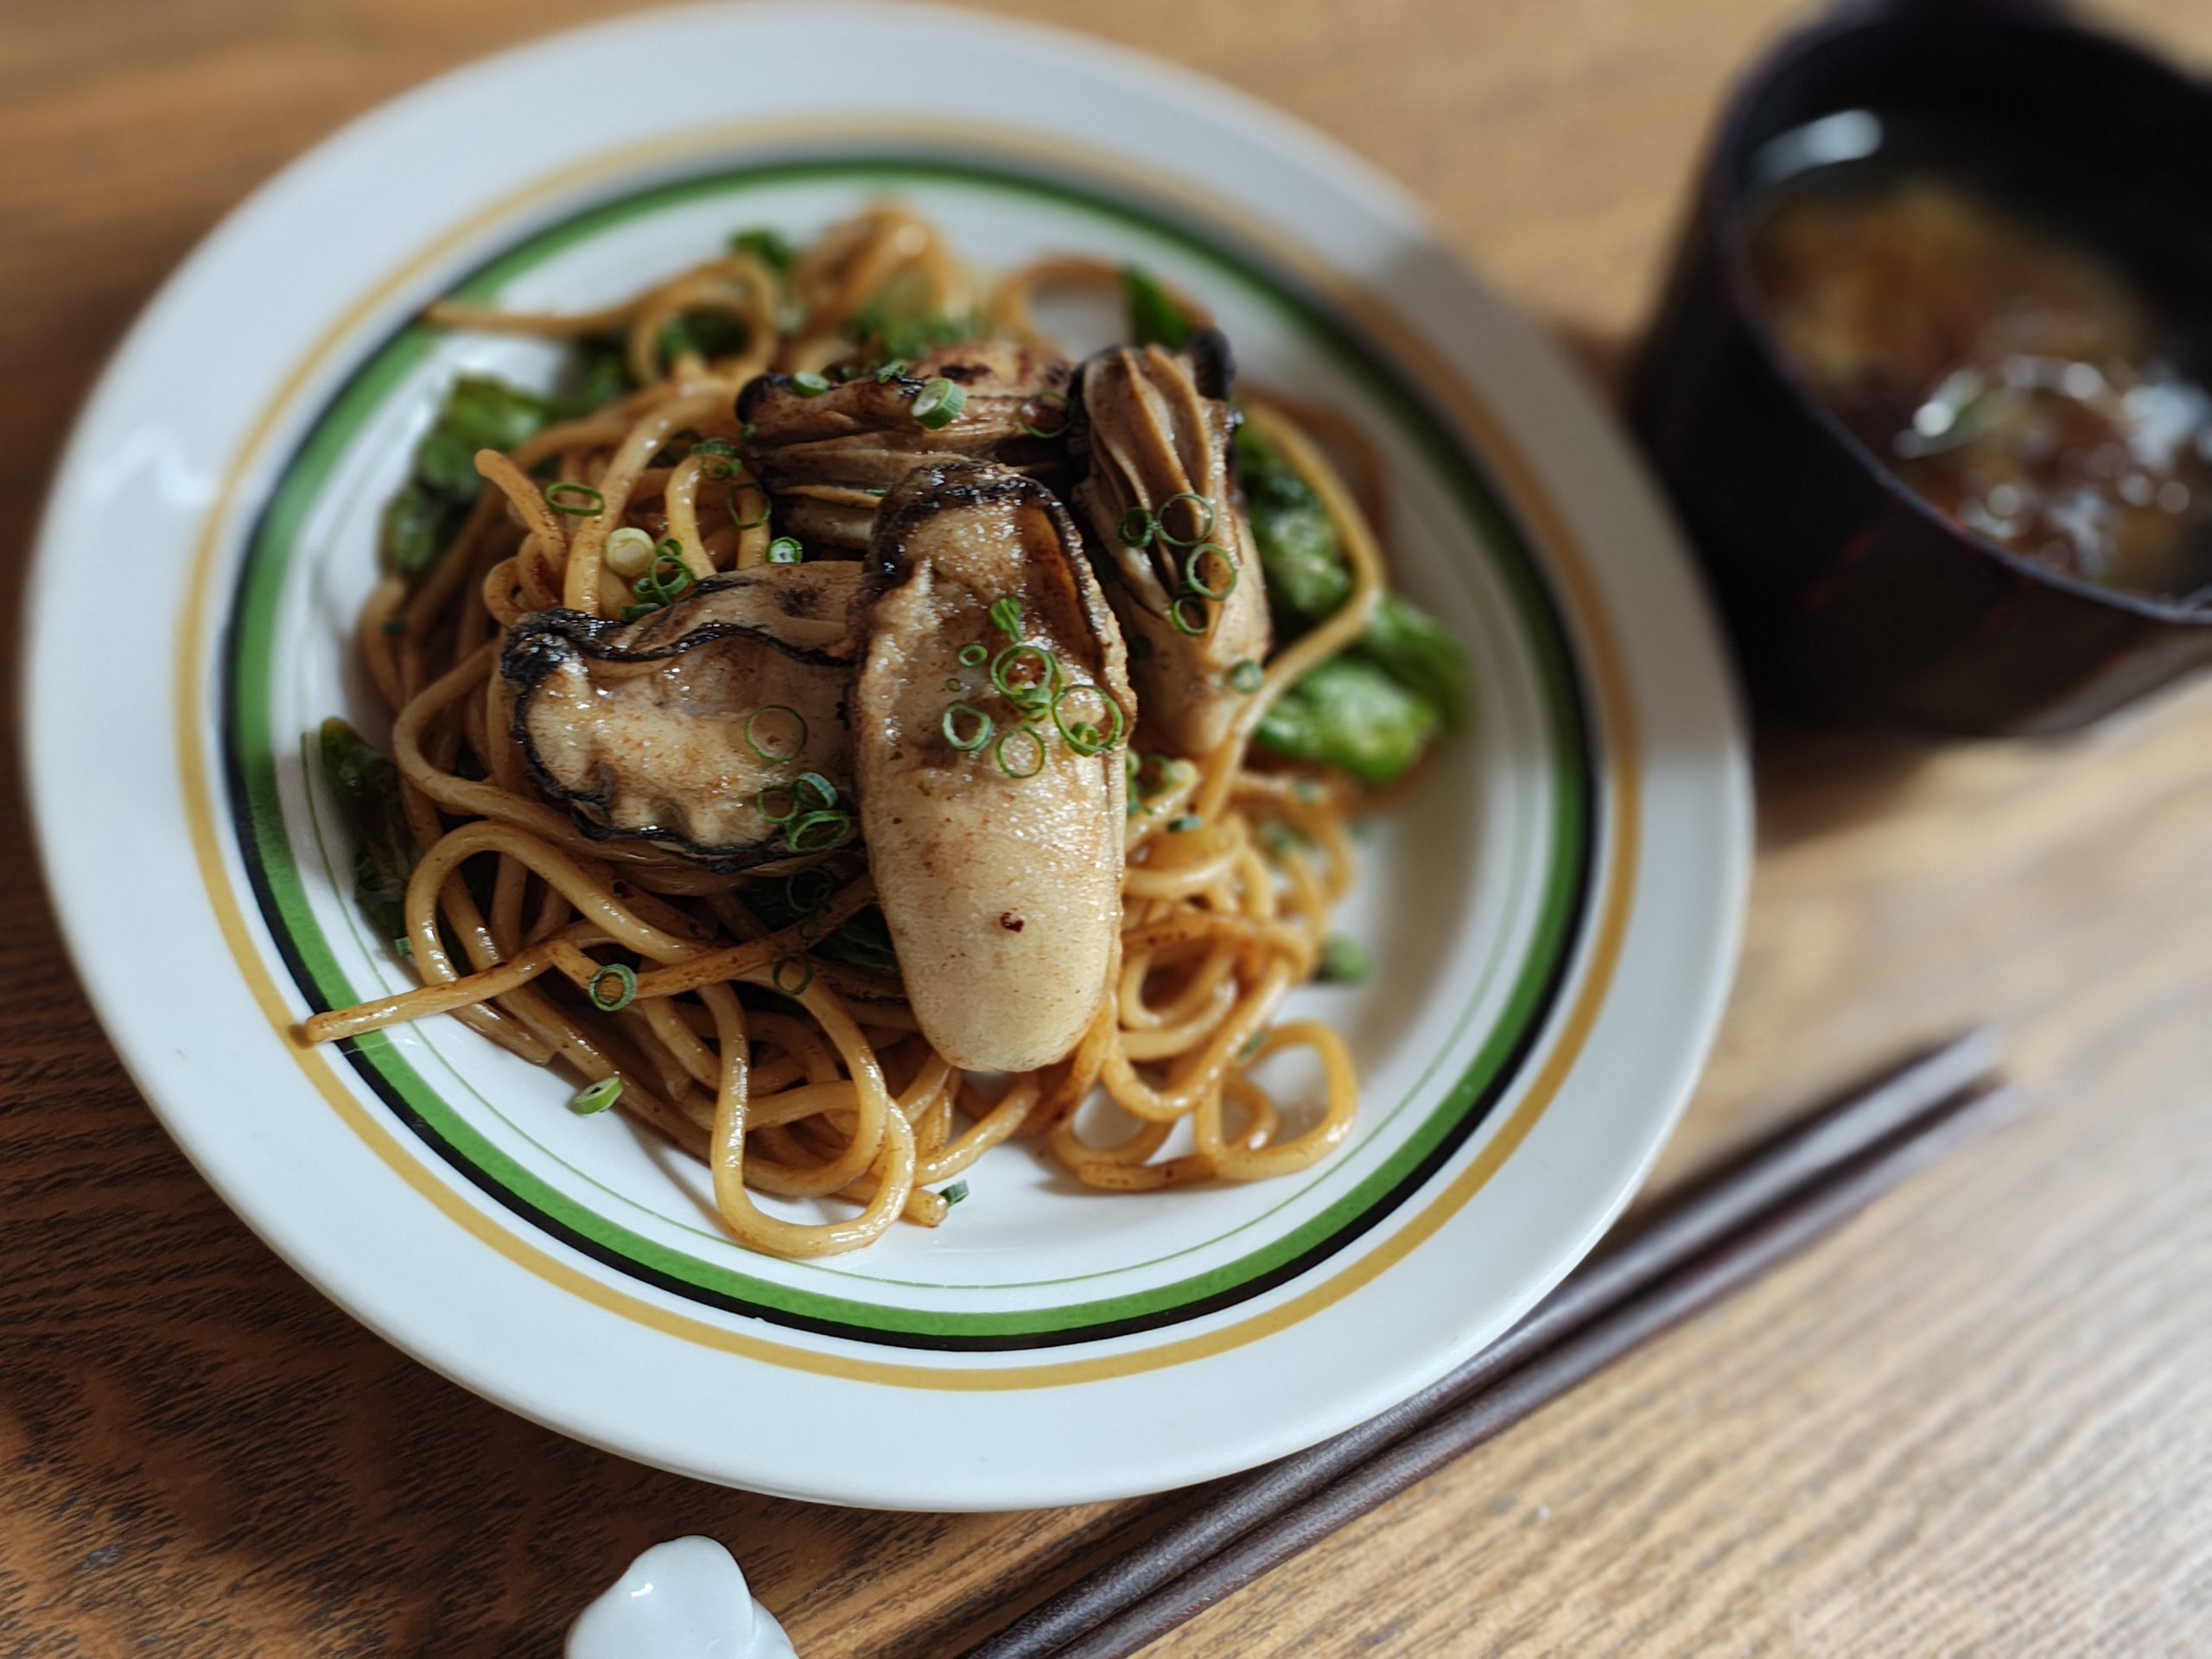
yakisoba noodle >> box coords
[305,209,1419,1258]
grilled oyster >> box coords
[502,563,867,869]
[737,342,1071,555]
[1068,328,1272,756]
[855,460,1133,1073]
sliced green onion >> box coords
[995,728,1046,779]
[1229,658,1265,694]
[739,421,758,442]
[957,642,988,667]
[787,810,854,853]
[771,953,815,996]
[545,481,604,516]
[1236,1030,1268,1063]
[1317,933,1372,985]
[692,437,740,459]
[729,493,772,531]
[784,867,836,916]
[1169,595,1211,635]
[766,536,804,564]
[1156,491,1217,548]
[1167,814,1203,833]
[634,544,695,605]
[792,771,838,810]
[603,524,657,578]
[942,701,995,752]
[910,377,966,429]
[873,359,909,383]
[587,963,638,1012]
[1017,390,1070,441]
[744,705,807,763]
[790,370,832,397]
[991,642,1060,707]
[1183,542,1239,601]
[756,784,799,825]
[988,596,1023,640]
[571,1076,624,1115]
[941,1179,970,1206]
[1117,505,1156,548]
[1052,683,1126,755]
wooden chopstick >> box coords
[965,1032,2006,1659]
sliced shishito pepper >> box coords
[737,340,1074,555]
[855,460,1134,1074]
[1066,327,1272,758]
[501,563,868,870]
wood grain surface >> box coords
[6,2,2212,1655]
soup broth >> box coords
[1746,153,2212,601]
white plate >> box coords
[24,2,1747,1510]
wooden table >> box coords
[8,2,2212,1652]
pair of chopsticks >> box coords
[964,1032,2012,1659]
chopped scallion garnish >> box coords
[1166,815,1202,833]
[1016,390,1070,441]
[910,377,966,429]
[957,642,988,667]
[545,481,604,516]
[571,1077,624,1115]
[1156,491,1217,547]
[744,705,807,763]
[1182,542,1239,601]
[787,810,854,853]
[942,1179,970,1206]
[991,643,1060,708]
[942,701,995,752]
[1117,505,1156,548]
[632,544,695,606]
[1169,595,1211,635]
[1052,683,1126,756]
[771,953,815,996]
[995,728,1046,779]
[784,867,836,916]
[791,370,831,397]
[587,963,639,1012]
[1229,658,1265,694]
[988,596,1023,640]
[766,536,804,564]
[756,783,799,825]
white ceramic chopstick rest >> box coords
[566,1535,798,1658]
